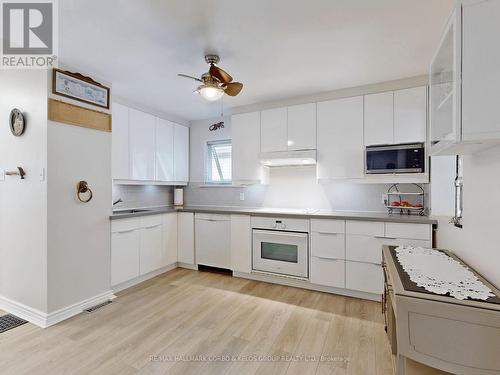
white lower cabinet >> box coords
[310,257,345,288]
[177,212,195,265]
[231,215,252,273]
[311,232,345,259]
[346,234,386,264]
[162,213,178,266]
[310,219,433,296]
[345,261,383,295]
[112,213,178,288]
[140,223,163,275]
[111,228,140,286]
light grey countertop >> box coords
[110,206,177,220]
[110,205,438,225]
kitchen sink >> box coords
[113,209,152,214]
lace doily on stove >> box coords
[395,246,495,301]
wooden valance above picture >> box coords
[48,99,111,132]
[49,69,111,132]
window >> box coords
[205,140,232,184]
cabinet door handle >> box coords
[144,224,162,229]
[116,228,137,234]
[315,231,341,235]
[314,256,341,261]
[374,236,396,240]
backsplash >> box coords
[112,184,173,209]
[184,166,429,213]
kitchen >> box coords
[0,1,500,374]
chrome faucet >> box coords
[113,198,123,206]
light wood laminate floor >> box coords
[0,268,393,375]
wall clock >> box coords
[10,109,26,136]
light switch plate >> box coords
[239,192,245,201]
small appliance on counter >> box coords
[384,183,425,216]
[174,187,184,206]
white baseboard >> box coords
[112,263,177,293]
[233,271,381,302]
[0,295,48,328]
[0,290,116,328]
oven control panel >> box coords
[251,216,310,232]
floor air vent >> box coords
[84,300,112,313]
[0,314,28,334]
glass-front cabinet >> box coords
[430,0,500,155]
[429,7,461,154]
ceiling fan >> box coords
[178,54,243,101]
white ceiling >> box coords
[59,0,454,122]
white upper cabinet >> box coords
[112,103,130,180]
[260,104,317,152]
[365,88,427,146]
[461,0,500,143]
[232,111,263,184]
[364,91,394,146]
[260,107,287,152]
[394,86,427,144]
[287,103,316,150]
[430,0,500,155]
[112,102,189,184]
[317,96,364,180]
[155,118,174,181]
[173,124,189,183]
[129,108,156,180]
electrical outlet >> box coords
[239,192,245,201]
[382,194,388,206]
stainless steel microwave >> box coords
[365,143,425,174]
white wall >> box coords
[47,121,112,312]
[0,70,48,312]
[112,184,173,209]
[186,115,428,212]
[434,147,500,289]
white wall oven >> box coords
[252,217,309,278]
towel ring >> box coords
[77,181,93,203]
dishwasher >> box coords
[195,213,231,269]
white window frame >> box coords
[205,139,232,185]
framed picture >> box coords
[52,69,110,109]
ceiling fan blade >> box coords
[177,73,203,82]
[224,82,243,96]
[209,65,233,84]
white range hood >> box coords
[259,150,317,167]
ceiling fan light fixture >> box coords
[197,84,224,102]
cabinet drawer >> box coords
[385,223,431,241]
[310,257,345,288]
[346,261,383,294]
[111,217,141,233]
[140,214,163,228]
[251,216,309,232]
[311,232,345,259]
[311,219,345,234]
[346,220,384,236]
[346,235,385,264]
